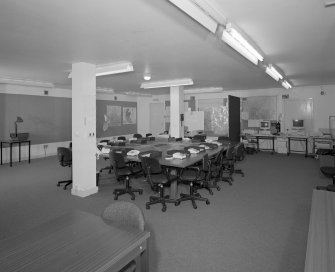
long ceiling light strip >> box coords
[222,30,259,65]
[68,61,133,78]
[282,80,292,89]
[0,77,54,88]
[140,78,193,89]
[265,65,283,81]
[222,24,264,65]
[184,87,223,94]
[168,0,218,33]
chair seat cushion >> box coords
[117,167,132,176]
[150,173,177,184]
[320,166,335,178]
[327,184,335,192]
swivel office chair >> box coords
[133,133,143,139]
[140,157,177,212]
[232,143,245,177]
[177,154,211,209]
[220,144,235,185]
[102,201,145,272]
[110,151,143,200]
[57,147,72,190]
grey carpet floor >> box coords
[0,152,330,272]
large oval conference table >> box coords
[102,140,227,200]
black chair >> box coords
[145,133,152,137]
[207,148,225,192]
[117,136,126,141]
[177,154,211,209]
[316,165,335,192]
[110,151,143,200]
[232,143,245,177]
[99,140,113,174]
[57,147,72,190]
[220,144,235,185]
[141,157,177,212]
[133,133,143,139]
[102,201,145,272]
[192,134,206,143]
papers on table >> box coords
[127,150,140,156]
[172,152,187,159]
[101,147,110,154]
[188,148,200,154]
[199,144,210,150]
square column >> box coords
[71,62,98,197]
[170,86,184,138]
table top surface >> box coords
[0,210,150,272]
[102,140,226,169]
[1,139,30,144]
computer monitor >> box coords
[260,120,270,130]
[292,119,304,130]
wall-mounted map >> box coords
[123,107,136,124]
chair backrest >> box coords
[141,156,162,175]
[117,136,126,141]
[100,139,109,144]
[145,133,152,137]
[57,147,72,167]
[225,145,235,160]
[110,151,127,169]
[102,201,145,231]
[133,133,142,139]
[234,143,245,161]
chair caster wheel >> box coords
[206,200,210,205]
[114,196,118,200]
[139,191,143,195]
[146,205,150,209]
[209,191,214,195]
[217,187,221,191]
[131,196,135,200]
[175,201,180,206]
[162,206,167,212]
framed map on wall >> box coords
[123,107,136,124]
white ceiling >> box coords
[0,0,334,95]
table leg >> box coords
[287,138,290,156]
[28,141,31,163]
[272,138,275,154]
[10,143,13,167]
[257,137,260,152]
[170,179,178,200]
[19,142,21,162]
[0,142,2,165]
[140,240,149,272]
[305,139,308,157]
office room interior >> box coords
[1,1,335,272]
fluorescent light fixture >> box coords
[168,0,218,33]
[222,24,264,65]
[192,0,226,25]
[282,80,292,89]
[184,87,223,94]
[0,77,54,88]
[68,61,133,78]
[143,74,151,81]
[96,87,115,93]
[325,1,335,7]
[265,65,283,81]
[125,91,152,97]
[140,78,193,89]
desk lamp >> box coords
[14,116,23,137]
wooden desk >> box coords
[0,211,150,272]
[304,190,335,272]
[0,140,31,167]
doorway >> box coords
[149,103,165,136]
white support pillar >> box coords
[170,86,184,138]
[71,62,98,197]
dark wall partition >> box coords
[228,95,241,143]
